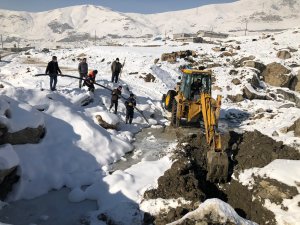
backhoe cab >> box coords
[162,67,228,182]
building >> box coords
[173,33,203,43]
[197,30,229,39]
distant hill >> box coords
[0,0,299,42]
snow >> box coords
[168,198,257,225]
[0,96,44,133]
[1,22,300,224]
[1,0,300,46]
[0,144,19,170]
[238,160,300,225]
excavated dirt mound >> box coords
[144,129,300,225]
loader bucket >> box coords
[206,150,229,182]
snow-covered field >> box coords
[1,27,300,224]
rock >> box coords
[206,63,222,68]
[279,103,295,109]
[129,72,138,75]
[243,61,266,73]
[0,84,4,88]
[273,42,279,45]
[232,78,241,85]
[229,70,238,75]
[212,47,221,52]
[243,85,267,100]
[154,58,159,64]
[144,73,156,82]
[95,115,118,130]
[219,51,233,57]
[161,50,197,63]
[289,72,300,92]
[227,94,244,102]
[277,50,292,60]
[233,56,255,68]
[248,74,261,89]
[287,47,298,53]
[0,166,19,200]
[272,131,279,137]
[261,63,292,88]
[276,89,300,108]
[101,58,105,62]
[161,53,176,63]
[288,118,300,137]
[279,127,289,134]
[0,125,45,145]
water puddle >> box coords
[109,126,178,172]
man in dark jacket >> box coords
[125,93,137,124]
[111,58,123,83]
[84,70,98,92]
[109,85,122,114]
[78,58,88,88]
[45,56,62,91]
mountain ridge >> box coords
[0,0,299,42]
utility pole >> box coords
[1,34,2,49]
[244,20,248,36]
[94,30,96,45]
[165,30,167,45]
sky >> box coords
[0,0,236,13]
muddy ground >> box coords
[143,129,300,225]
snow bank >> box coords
[0,96,44,133]
[168,198,257,225]
[0,144,19,170]
[238,160,300,225]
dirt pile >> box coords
[143,130,300,225]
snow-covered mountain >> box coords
[0,0,300,42]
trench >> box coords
[143,129,300,225]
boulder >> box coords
[289,71,300,92]
[227,94,244,102]
[0,84,4,88]
[243,85,267,100]
[261,63,292,88]
[277,50,292,60]
[243,61,266,73]
[276,89,300,108]
[161,53,176,63]
[288,118,300,137]
[0,125,45,145]
[154,58,159,64]
[231,78,241,85]
[233,55,255,68]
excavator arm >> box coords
[200,94,228,182]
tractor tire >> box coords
[171,99,180,127]
[164,90,176,112]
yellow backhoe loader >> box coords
[162,67,228,182]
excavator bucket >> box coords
[206,150,229,182]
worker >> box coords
[109,85,122,114]
[125,93,137,124]
[45,56,62,91]
[191,78,202,98]
[78,58,88,88]
[84,70,98,92]
[111,58,123,83]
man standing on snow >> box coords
[111,58,123,83]
[125,93,137,124]
[45,56,62,91]
[109,85,122,114]
[78,58,88,88]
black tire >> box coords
[171,99,180,127]
[165,90,176,112]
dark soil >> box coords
[143,129,300,225]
